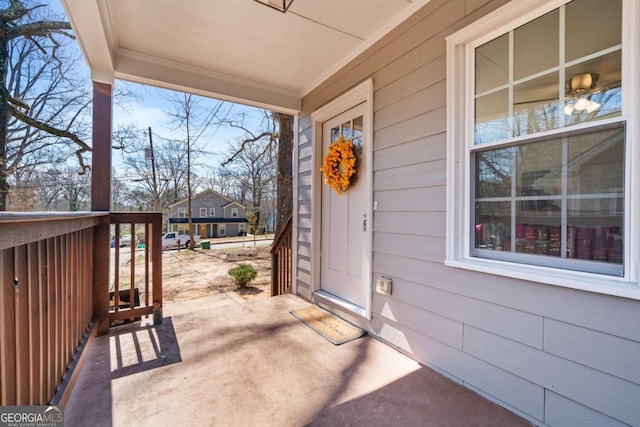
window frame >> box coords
[219,224,226,236]
[210,208,216,217]
[199,207,207,217]
[231,207,238,218]
[445,0,640,298]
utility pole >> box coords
[147,126,160,211]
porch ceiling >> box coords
[61,0,429,113]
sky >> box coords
[46,0,268,181]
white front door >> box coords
[320,102,370,313]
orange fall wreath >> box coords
[320,135,356,195]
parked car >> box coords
[162,232,201,249]
[111,235,132,248]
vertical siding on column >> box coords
[295,115,313,299]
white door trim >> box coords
[310,78,374,319]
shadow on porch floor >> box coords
[66,294,528,426]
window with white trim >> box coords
[178,207,186,218]
[210,208,216,217]
[199,208,207,217]
[447,0,638,290]
[231,208,238,218]
[219,224,226,236]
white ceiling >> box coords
[61,0,429,112]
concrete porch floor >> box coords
[66,294,529,426]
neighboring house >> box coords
[167,190,248,238]
[63,0,640,425]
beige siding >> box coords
[295,0,640,425]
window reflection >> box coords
[474,125,624,265]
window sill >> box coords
[445,257,640,300]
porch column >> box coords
[91,80,112,335]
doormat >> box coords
[290,306,365,345]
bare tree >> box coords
[9,165,90,210]
[221,110,293,234]
[273,112,292,234]
[0,0,91,210]
[224,134,276,231]
[166,92,228,249]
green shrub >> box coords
[228,263,258,290]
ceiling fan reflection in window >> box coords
[512,73,621,118]
[564,72,604,115]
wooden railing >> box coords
[0,211,163,406]
[109,212,163,327]
[271,215,292,296]
[0,212,106,405]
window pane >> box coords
[566,0,621,62]
[567,126,624,195]
[567,201,623,262]
[514,223,562,256]
[475,201,511,251]
[341,120,352,140]
[564,51,622,126]
[516,138,562,197]
[476,148,512,198]
[475,89,509,144]
[476,34,509,94]
[474,124,624,269]
[514,9,559,80]
[513,72,560,136]
[331,127,339,143]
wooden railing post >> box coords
[91,80,113,335]
[271,215,293,296]
[93,219,110,335]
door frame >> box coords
[310,78,374,319]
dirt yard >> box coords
[162,246,272,303]
[119,245,272,306]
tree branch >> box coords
[8,104,91,174]
[221,131,273,166]
[8,21,73,40]
[0,0,31,23]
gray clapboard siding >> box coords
[465,0,494,15]
[372,294,463,349]
[376,275,543,348]
[374,187,446,212]
[545,391,628,427]
[374,48,421,90]
[297,216,312,230]
[375,55,446,112]
[374,80,446,131]
[374,107,446,151]
[297,243,311,258]
[464,326,640,425]
[297,186,312,202]
[373,133,446,171]
[298,158,313,175]
[373,232,445,263]
[297,257,311,273]
[373,212,446,238]
[298,172,312,188]
[373,160,446,191]
[544,319,640,384]
[376,252,640,343]
[373,317,545,420]
[298,144,313,160]
[297,200,311,216]
[297,228,312,245]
